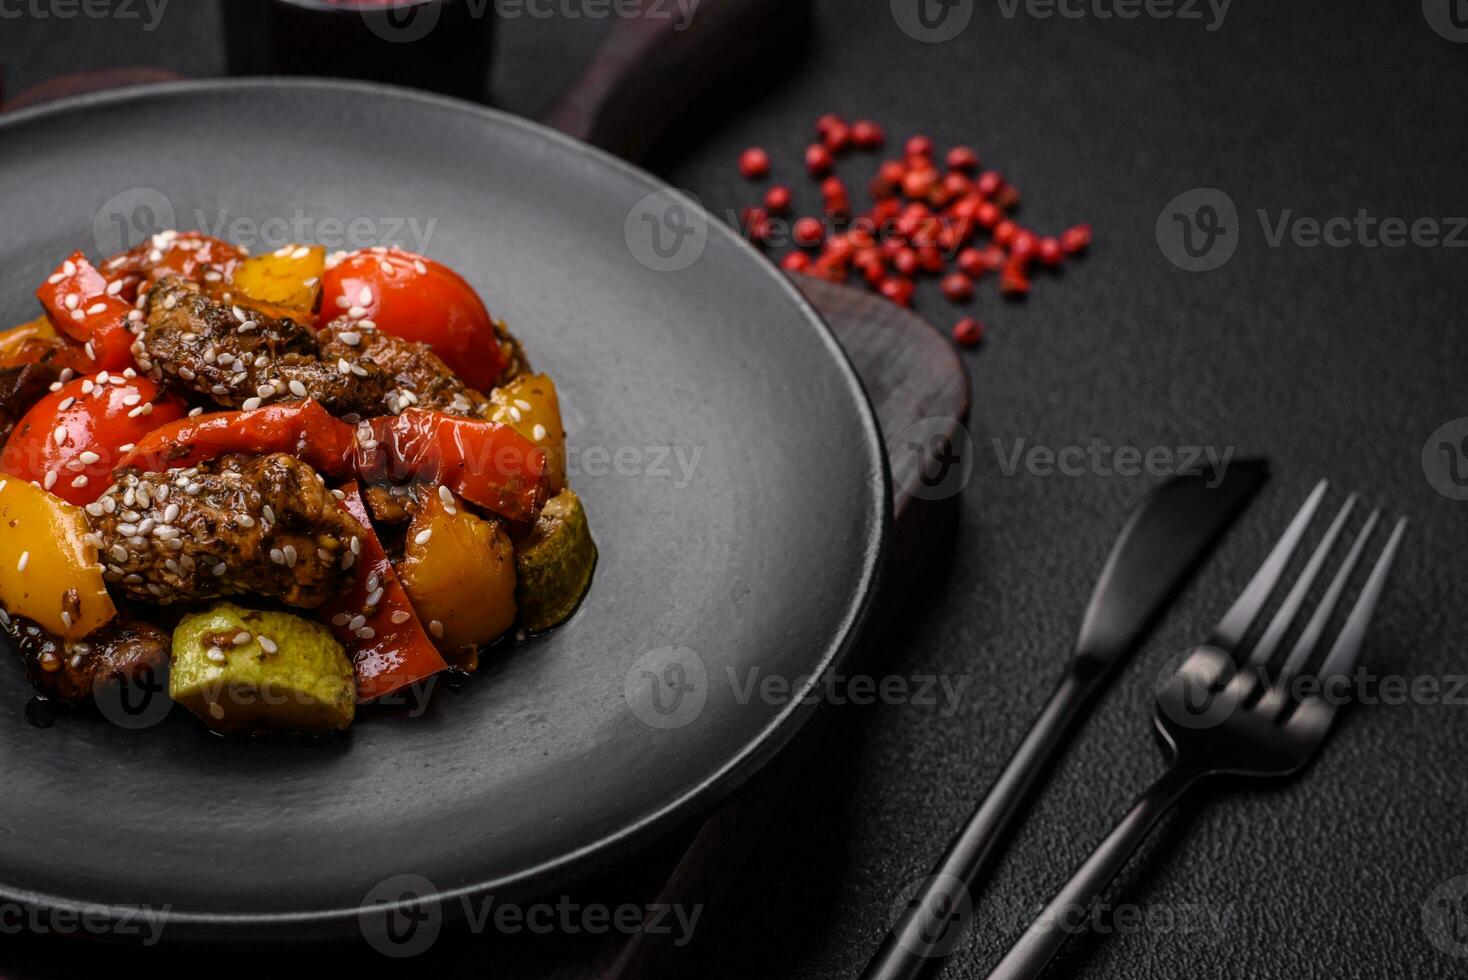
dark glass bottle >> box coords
[223,0,496,102]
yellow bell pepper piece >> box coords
[0,476,115,639]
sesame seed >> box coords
[208,703,224,720]
[52,426,67,446]
[347,615,366,632]
[64,294,79,311]
[366,587,384,608]
[233,631,252,646]
[79,450,100,465]
[356,626,376,640]
[414,528,433,546]
[241,397,262,411]
[122,393,142,407]
[43,471,57,491]
[86,302,107,316]
[163,503,180,523]
[118,443,135,454]
[71,476,89,489]
[207,647,227,663]
[337,358,352,375]
[338,331,361,346]
[237,514,256,528]
[532,423,547,441]
[258,635,279,654]
[414,260,428,275]
[16,552,28,572]
[212,562,228,576]
[390,610,411,625]
[283,545,298,567]
[289,380,307,398]
[263,505,276,524]
[189,407,203,417]
[429,620,444,639]
[163,294,178,310]
[358,286,373,305]
[515,399,532,411]
[335,294,351,309]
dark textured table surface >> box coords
[2,2,1466,978]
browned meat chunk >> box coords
[0,363,59,445]
[318,320,492,417]
[137,277,387,417]
[86,453,366,609]
[4,614,169,704]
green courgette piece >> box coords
[515,489,596,632]
[170,603,355,734]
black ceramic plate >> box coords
[0,80,888,943]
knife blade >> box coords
[860,457,1270,980]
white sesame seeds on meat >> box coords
[289,380,308,398]
[241,397,262,411]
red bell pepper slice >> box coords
[35,251,137,372]
[319,482,447,702]
[356,409,548,523]
[114,399,357,477]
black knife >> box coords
[860,457,1270,980]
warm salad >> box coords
[0,233,595,734]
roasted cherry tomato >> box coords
[35,252,138,373]
[356,408,548,524]
[318,248,507,392]
[115,399,357,478]
[0,374,187,506]
[319,482,447,702]
[100,231,246,303]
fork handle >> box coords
[984,765,1201,980]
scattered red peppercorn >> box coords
[946,146,979,171]
[952,317,984,347]
[902,167,936,199]
[1009,230,1038,263]
[780,251,812,273]
[739,147,770,180]
[974,201,1000,229]
[993,220,1018,248]
[917,246,945,274]
[905,135,934,158]
[1036,236,1063,267]
[805,144,834,177]
[942,271,975,301]
[880,276,915,307]
[975,170,1003,198]
[793,216,825,248]
[956,248,987,278]
[764,185,792,215]
[852,120,885,149]
[1059,223,1093,254]
[892,247,919,277]
[823,121,853,154]
[815,113,844,137]
[1000,258,1031,298]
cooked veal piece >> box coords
[318,320,493,418]
[0,237,594,734]
[7,614,170,703]
[139,276,389,417]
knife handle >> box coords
[860,667,1102,980]
[541,0,813,163]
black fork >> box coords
[986,481,1408,980]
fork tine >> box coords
[1244,494,1358,668]
[1314,517,1408,682]
[1208,480,1329,651]
[1275,508,1380,687]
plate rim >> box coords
[0,76,892,943]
